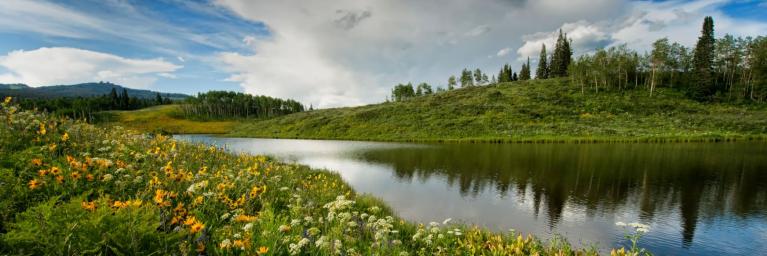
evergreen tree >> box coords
[447,76,457,90]
[691,16,716,100]
[120,88,129,108]
[512,72,518,81]
[536,44,549,79]
[109,88,119,108]
[155,93,163,105]
[550,30,573,77]
[520,57,532,80]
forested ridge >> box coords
[179,91,304,120]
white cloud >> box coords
[0,47,181,88]
[517,20,612,61]
[213,0,627,107]
[497,48,512,57]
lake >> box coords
[175,135,767,255]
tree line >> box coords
[179,91,304,120]
[13,88,171,121]
[391,16,766,103]
[569,17,767,101]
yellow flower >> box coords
[190,222,205,234]
[28,179,41,190]
[233,239,246,249]
[234,214,258,223]
[55,175,64,184]
[48,143,57,152]
[86,173,95,182]
[61,132,69,142]
[184,216,198,226]
[70,171,81,180]
[50,166,61,175]
[257,246,269,255]
[81,201,96,212]
[31,158,43,166]
[154,189,167,203]
[38,169,48,177]
[38,123,46,135]
[3,96,11,104]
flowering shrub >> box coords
[0,97,645,255]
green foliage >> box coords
[391,83,416,101]
[549,29,573,78]
[3,196,183,255]
[232,78,767,142]
[536,44,549,79]
[180,91,304,120]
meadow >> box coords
[96,105,238,134]
[232,78,767,143]
[0,97,649,255]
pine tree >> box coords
[120,88,130,108]
[691,16,716,100]
[520,57,532,80]
[109,88,119,109]
[549,30,573,77]
[448,76,456,90]
[155,93,163,105]
[474,69,483,85]
[536,44,548,79]
[512,72,518,81]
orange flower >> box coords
[70,171,81,180]
[31,158,43,166]
[86,173,94,181]
[38,169,48,177]
[184,216,198,226]
[257,246,269,255]
[154,189,167,204]
[28,179,41,190]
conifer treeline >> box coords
[179,91,304,120]
[13,88,170,121]
[570,17,767,101]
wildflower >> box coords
[50,166,61,175]
[70,171,81,180]
[38,123,46,135]
[102,173,114,182]
[31,158,43,166]
[55,175,64,184]
[233,239,246,250]
[190,222,205,233]
[235,214,258,223]
[3,96,10,104]
[28,179,41,190]
[61,132,69,142]
[48,143,57,151]
[257,246,269,255]
[37,169,48,177]
[278,224,291,233]
[86,173,94,181]
[243,223,253,231]
[219,239,232,249]
[184,216,199,226]
[81,201,97,212]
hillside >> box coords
[230,78,767,142]
[96,105,238,134]
[0,82,188,100]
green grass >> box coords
[96,105,239,134]
[231,78,767,142]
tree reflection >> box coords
[358,143,767,245]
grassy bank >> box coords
[97,105,239,134]
[0,99,648,255]
[232,78,767,143]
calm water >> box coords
[176,135,767,255]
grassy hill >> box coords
[0,82,188,100]
[97,105,237,134]
[230,78,767,142]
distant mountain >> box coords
[0,82,189,100]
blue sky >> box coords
[1,0,766,107]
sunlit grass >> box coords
[97,105,239,134]
[0,97,648,255]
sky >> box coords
[0,0,765,108]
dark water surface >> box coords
[175,135,767,255]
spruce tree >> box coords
[536,44,548,79]
[691,16,716,100]
[549,30,573,77]
[448,76,457,90]
[109,88,119,108]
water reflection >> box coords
[175,136,767,255]
[358,143,767,247]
